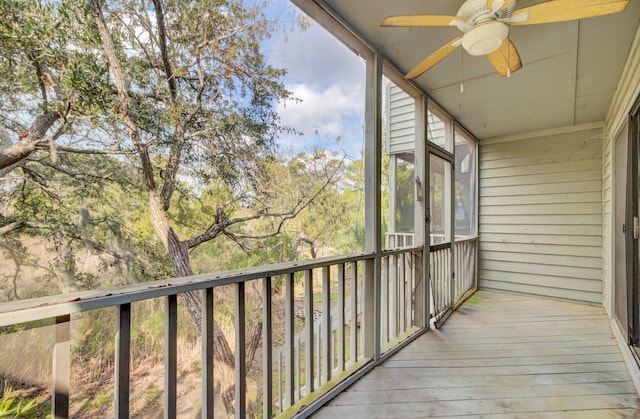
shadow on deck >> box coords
[313,291,640,418]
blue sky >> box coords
[261,0,366,159]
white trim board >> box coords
[606,19,640,140]
[481,121,604,145]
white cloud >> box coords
[261,0,367,157]
[276,82,365,156]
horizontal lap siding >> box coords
[478,128,604,304]
[387,84,415,154]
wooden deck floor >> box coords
[313,291,640,418]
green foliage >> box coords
[0,1,370,414]
[0,383,38,418]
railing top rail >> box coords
[382,245,424,257]
[429,242,452,252]
[455,236,479,244]
[0,251,375,328]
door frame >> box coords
[626,94,640,354]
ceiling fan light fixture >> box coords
[461,21,509,56]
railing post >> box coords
[262,277,273,418]
[414,96,429,330]
[363,48,382,360]
[115,304,131,418]
[53,315,70,419]
[202,289,214,419]
[165,295,177,419]
[235,282,246,418]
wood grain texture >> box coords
[312,291,640,418]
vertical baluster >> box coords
[449,247,453,308]
[115,304,131,418]
[441,250,445,310]
[349,262,358,365]
[437,252,442,313]
[278,350,283,414]
[304,270,314,394]
[316,322,321,388]
[337,263,345,372]
[262,277,273,418]
[53,315,70,419]
[321,267,331,384]
[402,252,408,331]
[408,252,414,326]
[295,336,301,398]
[165,295,177,419]
[389,254,397,339]
[381,256,388,345]
[202,289,214,419]
[399,253,405,334]
[402,252,413,329]
[456,244,459,297]
[235,283,246,419]
[284,273,295,407]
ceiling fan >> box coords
[381,0,630,79]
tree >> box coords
[0,0,113,174]
[1,0,343,413]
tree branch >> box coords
[0,111,60,171]
[185,160,342,251]
[34,143,133,155]
[0,220,52,236]
[152,0,177,104]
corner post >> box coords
[363,50,383,360]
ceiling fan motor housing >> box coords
[461,21,509,55]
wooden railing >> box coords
[454,237,478,304]
[0,239,476,418]
[0,250,421,418]
[430,237,478,326]
[380,248,421,348]
[385,232,415,248]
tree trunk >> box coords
[91,3,264,413]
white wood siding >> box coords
[386,84,415,154]
[478,127,603,304]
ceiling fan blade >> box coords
[487,0,515,12]
[487,39,522,77]
[511,0,630,25]
[381,15,466,27]
[406,37,462,79]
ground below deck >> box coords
[313,291,640,418]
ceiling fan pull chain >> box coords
[460,48,465,93]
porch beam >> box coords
[363,49,383,360]
[414,96,430,328]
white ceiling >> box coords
[322,0,640,139]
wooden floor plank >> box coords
[314,394,640,418]
[313,290,640,418]
[332,382,636,405]
[393,345,620,360]
[351,371,635,391]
